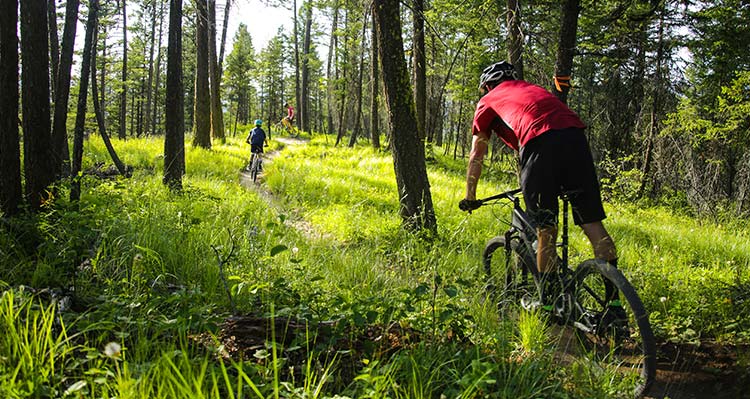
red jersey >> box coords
[286,105,295,120]
[472,80,586,151]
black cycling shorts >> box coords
[250,144,264,154]
[519,127,606,227]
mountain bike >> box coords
[279,117,301,137]
[467,188,656,398]
[247,151,263,183]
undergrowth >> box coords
[0,134,748,397]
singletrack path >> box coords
[239,136,332,241]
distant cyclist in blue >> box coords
[246,119,268,154]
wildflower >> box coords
[292,246,299,255]
[660,297,667,303]
[104,342,122,359]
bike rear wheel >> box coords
[250,154,260,182]
[572,259,657,398]
[483,236,537,311]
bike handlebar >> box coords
[459,188,522,213]
[477,188,522,204]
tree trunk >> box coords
[50,0,79,177]
[136,78,144,136]
[0,0,22,215]
[553,0,580,103]
[193,0,212,148]
[152,0,165,135]
[20,0,55,210]
[293,0,301,130]
[144,0,157,136]
[91,26,128,177]
[218,0,231,69]
[412,0,426,140]
[119,0,128,139]
[505,0,524,80]
[349,10,367,148]
[48,0,59,97]
[100,23,106,117]
[164,0,185,190]
[70,0,99,202]
[334,10,349,146]
[326,1,339,136]
[369,8,379,150]
[300,1,313,133]
[208,0,225,141]
[373,0,436,232]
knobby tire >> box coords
[483,236,537,312]
[483,239,656,398]
[573,259,657,398]
[250,154,260,183]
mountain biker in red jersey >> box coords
[283,102,295,125]
[459,61,622,314]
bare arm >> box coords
[465,130,491,200]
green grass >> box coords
[1,133,748,397]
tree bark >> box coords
[164,0,185,190]
[349,10,367,147]
[119,0,128,139]
[193,0,212,148]
[218,0,231,70]
[0,0,23,215]
[99,23,106,117]
[48,0,59,97]
[369,8,379,150]
[51,0,79,177]
[553,0,580,104]
[20,0,56,210]
[373,0,437,232]
[412,0,426,140]
[300,1,313,133]
[91,26,128,177]
[70,0,99,202]
[208,0,225,141]
[151,0,165,135]
[334,10,349,146]
[293,0,301,131]
[505,0,524,80]
[325,1,339,136]
[144,0,157,136]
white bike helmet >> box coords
[478,61,518,90]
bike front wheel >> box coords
[572,259,657,398]
[483,235,537,311]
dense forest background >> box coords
[2,0,749,219]
[1,1,750,397]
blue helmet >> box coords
[254,119,263,126]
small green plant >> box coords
[514,309,551,358]
[0,289,79,397]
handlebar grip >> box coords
[458,199,483,212]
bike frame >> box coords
[482,188,574,275]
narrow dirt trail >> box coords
[238,137,332,242]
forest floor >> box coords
[236,137,749,399]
